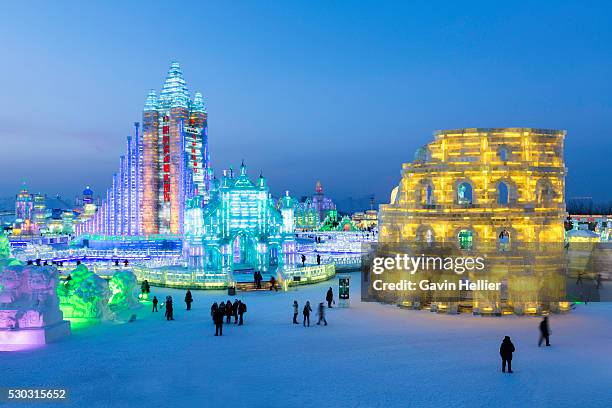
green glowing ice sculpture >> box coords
[0,234,11,260]
[108,270,139,311]
[57,264,113,320]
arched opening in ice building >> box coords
[458,229,474,250]
[498,146,509,162]
[416,225,435,245]
[536,178,555,206]
[498,228,511,251]
[498,181,509,205]
[456,182,473,205]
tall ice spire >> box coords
[192,92,206,113]
[144,89,158,111]
[159,61,190,109]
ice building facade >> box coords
[184,163,296,273]
[375,128,569,315]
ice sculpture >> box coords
[108,270,139,310]
[57,264,113,320]
[0,264,71,351]
[0,233,11,259]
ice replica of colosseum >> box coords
[372,128,569,315]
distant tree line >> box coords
[567,198,612,215]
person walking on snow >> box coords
[500,336,515,373]
[538,316,551,347]
[238,301,247,325]
[165,296,174,321]
[214,305,224,336]
[233,299,240,324]
[301,254,306,267]
[185,289,193,311]
[316,302,328,326]
[292,300,299,324]
[326,287,334,308]
[219,301,226,319]
[596,273,603,289]
[211,302,218,323]
[152,295,158,312]
[255,271,262,289]
[225,299,233,323]
[270,276,278,291]
[303,301,312,327]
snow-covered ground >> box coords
[3,273,612,408]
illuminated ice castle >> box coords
[380,128,567,245]
[184,162,296,273]
[77,62,210,236]
[375,128,569,315]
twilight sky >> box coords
[0,1,611,203]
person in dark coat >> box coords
[538,316,551,347]
[316,254,321,265]
[165,296,174,321]
[303,301,312,327]
[214,306,224,336]
[232,299,239,324]
[326,287,334,308]
[152,296,158,312]
[500,336,515,373]
[301,254,306,267]
[185,290,193,311]
[293,300,299,324]
[254,271,261,289]
[219,301,226,318]
[270,276,278,291]
[141,280,150,295]
[238,301,247,325]
[596,273,603,289]
[225,299,233,323]
[316,302,327,326]
[211,302,218,323]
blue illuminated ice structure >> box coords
[184,162,296,274]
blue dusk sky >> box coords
[0,0,611,203]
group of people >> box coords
[253,271,264,289]
[150,290,248,336]
[293,287,335,327]
[299,253,322,267]
[499,316,552,373]
[150,295,174,320]
[151,289,195,320]
[211,299,247,336]
[142,280,561,374]
[576,272,604,289]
